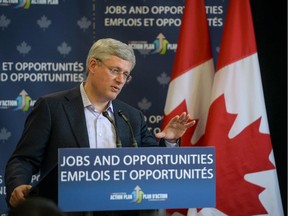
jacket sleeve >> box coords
[5,97,52,202]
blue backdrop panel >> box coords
[0,1,94,212]
[94,0,227,134]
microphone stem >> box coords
[118,110,138,148]
[102,111,122,148]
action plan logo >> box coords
[0,0,59,9]
[129,33,177,55]
[110,185,168,204]
[0,90,35,111]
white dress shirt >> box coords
[80,83,178,148]
[80,83,116,148]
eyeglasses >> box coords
[96,58,132,83]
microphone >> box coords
[102,111,122,148]
[118,110,138,147]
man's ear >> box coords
[88,58,98,74]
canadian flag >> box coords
[162,0,214,148]
[162,0,214,214]
[198,0,284,215]
[163,0,284,215]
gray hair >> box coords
[85,38,136,75]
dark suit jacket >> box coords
[5,85,163,206]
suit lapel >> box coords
[62,87,89,148]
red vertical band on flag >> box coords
[216,0,257,71]
[171,0,212,80]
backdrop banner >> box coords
[0,0,227,214]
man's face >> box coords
[87,55,133,102]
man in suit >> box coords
[5,38,195,215]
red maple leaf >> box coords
[162,100,203,147]
[203,95,275,215]
[164,95,274,215]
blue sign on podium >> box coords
[58,147,215,212]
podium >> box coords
[58,147,215,212]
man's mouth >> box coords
[111,85,120,92]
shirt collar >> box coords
[80,82,114,113]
